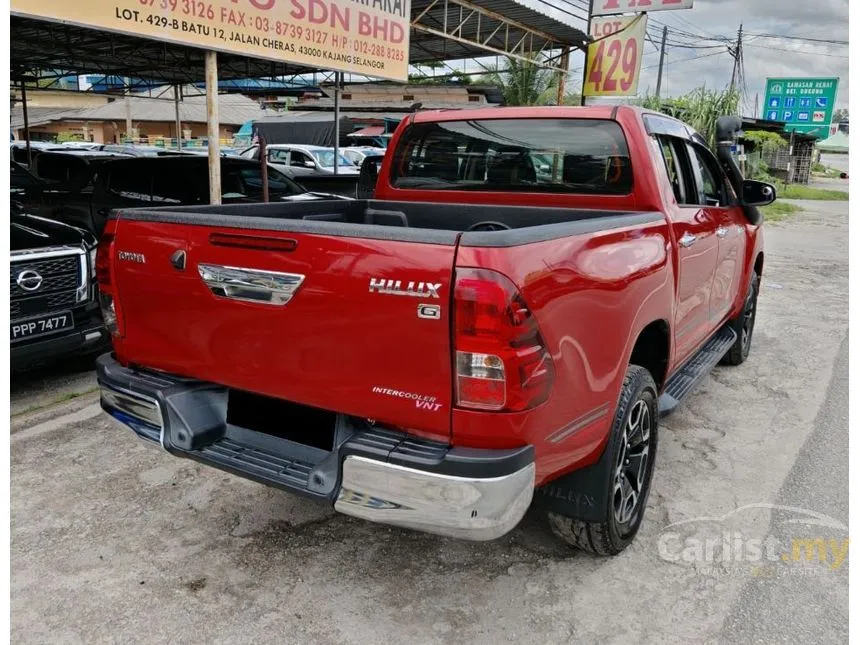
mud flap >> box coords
[532,441,612,524]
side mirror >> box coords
[357,155,382,199]
[742,179,777,206]
[303,160,316,168]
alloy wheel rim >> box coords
[613,399,652,526]
[741,289,756,351]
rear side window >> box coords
[232,166,303,199]
[656,136,688,204]
[107,162,152,202]
[290,151,314,167]
[152,163,199,204]
[390,118,632,195]
[268,148,288,164]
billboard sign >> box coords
[11,0,412,81]
[584,14,647,97]
[763,77,839,138]
[592,0,693,17]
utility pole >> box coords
[655,25,669,99]
[730,23,743,91]
[556,47,570,105]
[580,0,594,106]
[124,76,133,143]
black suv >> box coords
[10,203,107,369]
[24,155,351,237]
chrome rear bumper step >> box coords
[96,353,535,541]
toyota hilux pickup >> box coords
[96,107,774,554]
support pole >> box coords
[655,26,668,99]
[20,80,31,168]
[125,96,133,143]
[556,47,570,105]
[580,0,594,106]
[260,135,269,202]
[333,71,341,176]
[205,50,222,205]
[174,85,182,150]
[784,129,795,188]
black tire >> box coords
[720,273,760,366]
[548,365,658,556]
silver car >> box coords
[265,144,360,178]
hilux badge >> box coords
[369,278,442,299]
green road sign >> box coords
[762,77,839,139]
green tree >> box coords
[481,56,558,106]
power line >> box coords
[640,49,728,71]
[745,44,850,59]
[649,17,728,42]
[747,33,848,45]
[531,0,588,22]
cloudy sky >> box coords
[520,0,850,113]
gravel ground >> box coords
[11,199,849,644]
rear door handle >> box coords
[679,232,697,248]
[198,263,305,306]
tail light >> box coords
[96,222,124,338]
[453,268,554,412]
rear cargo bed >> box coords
[108,201,660,441]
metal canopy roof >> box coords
[12,0,586,83]
[411,0,587,70]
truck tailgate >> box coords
[112,219,456,436]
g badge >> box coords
[417,304,441,320]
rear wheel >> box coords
[721,273,759,366]
[548,365,658,556]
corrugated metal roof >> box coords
[17,93,267,127]
[409,0,587,63]
[10,106,86,129]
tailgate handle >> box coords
[198,263,305,306]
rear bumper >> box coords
[96,353,535,541]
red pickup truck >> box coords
[96,106,774,555]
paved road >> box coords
[11,199,849,644]
[819,152,849,174]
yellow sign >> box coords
[584,14,647,97]
[11,0,412,81]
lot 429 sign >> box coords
[584,14,647,97]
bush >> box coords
[743,130,786,153]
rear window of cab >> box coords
[390,118,632,195]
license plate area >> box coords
[11,311,74,342]
[226,389,337,451]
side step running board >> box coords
[658,326,737,416]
